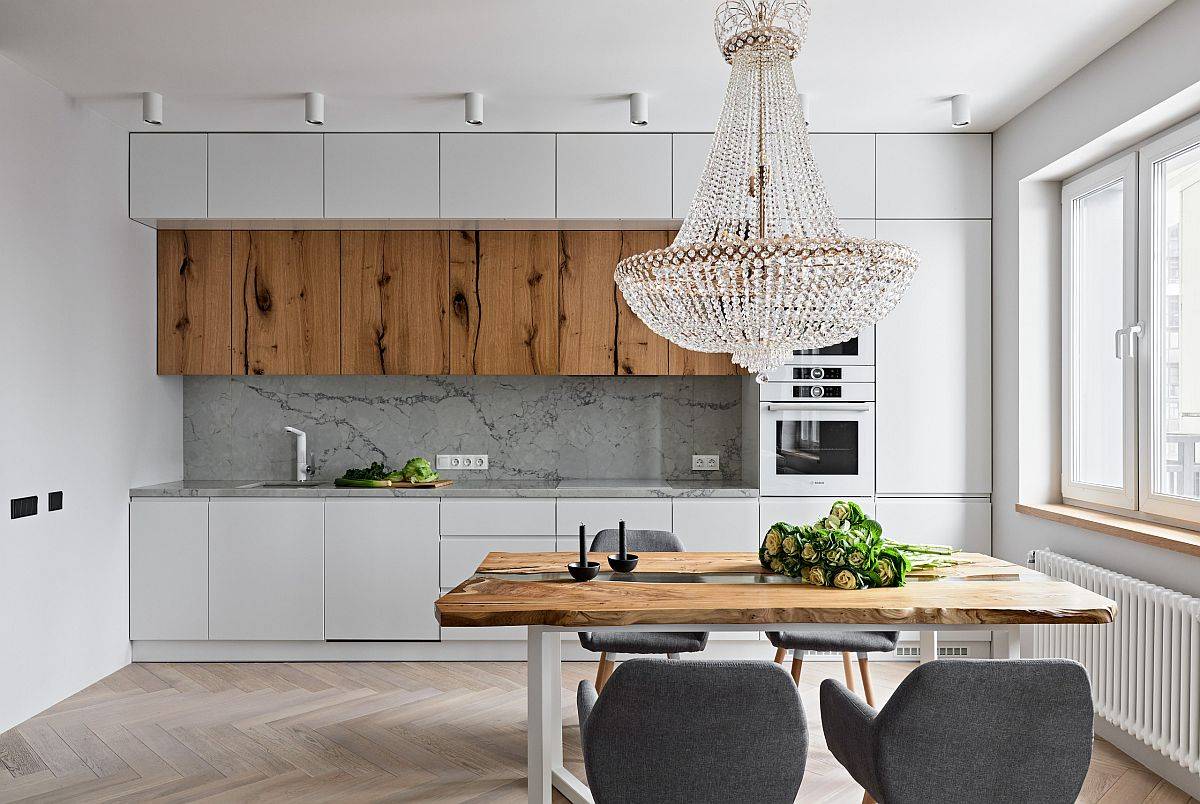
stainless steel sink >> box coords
[238,481,332,489]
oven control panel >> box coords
[794,385,842,398]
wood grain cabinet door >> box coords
[157,230,232,375]
[449,230,558,374]
[559,231,670,375]
[341,231,449,374]
[233,231,340,375]
[667,344,740,376]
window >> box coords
[1063,117,1200,526]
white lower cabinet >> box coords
[555,498,672,549]
[208,498,325,641]
[759,497,876,535]
[873,498,991,554]
[673,498,758,551]
[130,498,209,640]
[325,499,440,641]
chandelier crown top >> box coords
[715,0,810,62]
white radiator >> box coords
[1032,550,1200,774]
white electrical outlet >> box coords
[691,454,720,471]
[436,454,489,470]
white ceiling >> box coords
[0,0,1176,133]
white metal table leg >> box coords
[994,626,1022,659]
[528,626,562,804]
[919,630,938,664]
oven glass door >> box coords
[759,402,875,496]
[788,327,875,366]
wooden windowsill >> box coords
[1016,502,1200,559]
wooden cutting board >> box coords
[390,479,454,489]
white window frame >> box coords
[1061,153,1139,510]
[1138,117,1200,524]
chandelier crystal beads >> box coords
[615,0,920,377]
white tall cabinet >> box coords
[875,223,991,496]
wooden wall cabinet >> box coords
[157,230,232,375]
[449,230,559,374]
[559,231,670,375]
[233,231,341,375]
[157,228,740,377]
[341,231,449,374]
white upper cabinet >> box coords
[671,133,712,218]
[129,133,208,219]
[809,134,876,219]
[207,133,324,219]
[876,219,991,495]
[440,134,556,219]
[875,134,991,219]
[672,133,876,220]
[556,134,672,219]
[323,133,439,219]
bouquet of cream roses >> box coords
[759,500,956,589]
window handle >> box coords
[1114,322,1143,359]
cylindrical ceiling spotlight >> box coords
[141,91,163,126]
[797,93,810,125]
[305,92,325,126]
[465,92,484,126]
[629,92,648,126]
[950,93,971,128]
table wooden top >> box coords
[434,552,1118,628]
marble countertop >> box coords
[130,478,759,499]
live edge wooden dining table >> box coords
[434,551,1118,804]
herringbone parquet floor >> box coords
[0,660,1192,802]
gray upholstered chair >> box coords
[767,630,899,705]
[580,529,707,689]
[821,658,1093,804]
[577,658,807,804]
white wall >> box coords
[993,0,1200,597]
[0,55,181,732]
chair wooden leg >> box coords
[841,652,857,692]
[773,646,787,664]
[595,653,613,691]
[862,792,875,804]
[789,653,803,685]
[857,654,876,707]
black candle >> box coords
[618,520,626,558]
[579,523,587,565]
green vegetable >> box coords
[400,457,439,483]
[342,462,392,481]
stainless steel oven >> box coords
[784,327,875,366]
[759,373,875,497]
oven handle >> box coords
[766,403,872,412]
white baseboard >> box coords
[1094,717,1200,798]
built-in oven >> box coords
[759,374,875,497]
[784,327,875,366]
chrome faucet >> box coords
[284,427,313,481]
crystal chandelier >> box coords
[615,0,919,377]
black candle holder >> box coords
[607,553,639,573]
[567,560,600,581]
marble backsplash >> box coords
[183,375,743,481]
